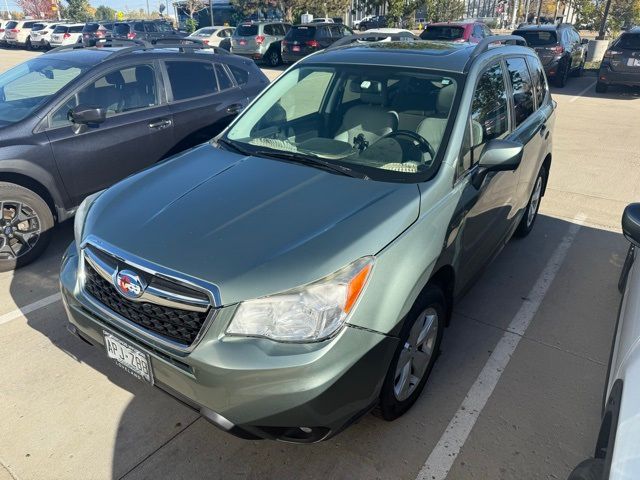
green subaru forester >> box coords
[61,35,555,443]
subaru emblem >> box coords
[115,270,146,299]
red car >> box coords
[420,21,492,43]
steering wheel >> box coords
[376,130,437,161]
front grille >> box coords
[84,261,210,346]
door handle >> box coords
[226,104,243,115]
[538,124,547,136]
[149,119,172,129]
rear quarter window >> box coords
[227,64,249,85]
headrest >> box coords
[135,66,154,84]
[350,79,384,105]
[436,83,455,114]
[105,71,125,86]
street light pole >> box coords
[209,0,214,26]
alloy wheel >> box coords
[527,176,543,228]
[393,307,439,401]
[0,201,41,260]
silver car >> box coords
[568,203,640,480]
[230,21,291,66]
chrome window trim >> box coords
[79,234,221,353]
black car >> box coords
[82,21,114,47]
[512,23,587,87]
[358,15,387,31]
[111,20,186,43]
[596,27,640,92]
[282,23,353,63]
[0,43,268,271]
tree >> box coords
[65,0,91,21]
[94,5,115,20]
[16,0,54,18]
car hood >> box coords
[84,144,420,305]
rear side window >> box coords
[166,61,218,100]
[264,24,275,36]
[228,64,249,85]
[69,25,83,33]
[215,64,233,90]
[236,24,258,36]
[145,22,157,32]
[420,26,464,40]
[515,30,557,46]
[32,23,46,31]
[330,25,343,37]
[506,57,535,127]
[134,23,144,32]
[528,56,548,107]
[24,22,35,28]
[616,33,640,49]
[53,25,68,33]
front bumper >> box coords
[598,65,640,87]
[60,243,397,442]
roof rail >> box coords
[327,31,417,50]
[468,34,527,62]
[46,38,230,58]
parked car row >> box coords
[0,18,185,50]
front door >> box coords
[46,63,175,204]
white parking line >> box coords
[569,81,597,102]
[416,213,586,480]
[0,293,61,326]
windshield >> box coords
[616,33,640,49]
[514,30,558,46]
[6,21,17,29]
[225,65,459,181]
[420,26,465,40]
[0,58,88,127]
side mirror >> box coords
[622,203,640,247]
[473,139,523,188]
[69,105,106,126]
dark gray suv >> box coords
[596,27,640,92]
[0,43,267,271]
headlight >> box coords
[73,191,103,245]
[226,257,374,342]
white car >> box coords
[568,203,640,480]
[359,28,418,42]
[49,23,84,48]
[352,15,374,30]
[28,22,59,49]
[4,19,39,48]
[310,17,334,23]
[0,20,7,46]
[186,26,235,47]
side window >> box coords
[473,25,483,38]
[330,25,342,37]
[528,56,548,107]
[228,64,249,85]
[50,64,158,128]
[263,25,274,36]
[505,57,535,127]
[166,61,218,100]
[215,64,234,90]
[277,70,333,121]
[144,22,157,33]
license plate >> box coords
[627,58,640,67]
[104,331,153,384]
[239,39,247,45]
[292,46,300,52]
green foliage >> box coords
[185,17,199,32]
[95,5,116,20]
[65,0,91,21]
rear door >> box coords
[46,62,174,203]
[164,59,241,151]
[609,32,640,72]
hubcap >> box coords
[527,176,543,228]
[0,201,41,260]
[393,307,439,402]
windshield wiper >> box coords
[215,137,251,156]
[253,149,367,179]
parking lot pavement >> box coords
[0,48,639,479]
[0,48,40,70]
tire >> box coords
[567,459,604,480]
[554,62,569,87]
[595,81,608,93]
[265,49,281,67]
[514,166,546,238]
[374,284,446,421]
[25,37,32,50]
[572,59,584,77]
[0,182,54,272]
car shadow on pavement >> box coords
[11,214,628,480]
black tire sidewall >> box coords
[515,166,547,238]
[377,284,446,421]
[0,182,54,272]
[266,49,280,67]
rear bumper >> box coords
[60,243,398,443]
[282,51,308,63]
[598,65,640,87]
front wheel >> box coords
[264,49,281,67]
[0,182,54,272]
[514,166,546,238]
[595,81,608,93]
[374,284,446,421]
